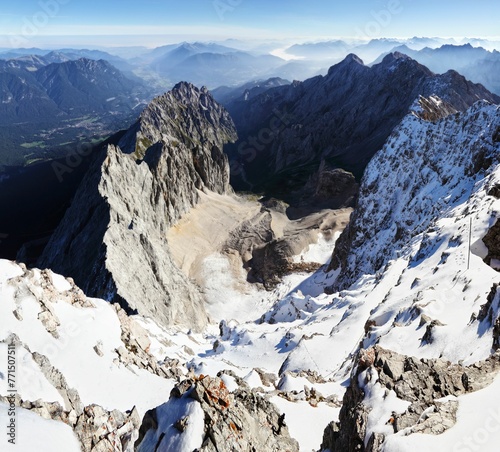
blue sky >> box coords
[0,0,499,47]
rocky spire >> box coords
[39,83,237,330]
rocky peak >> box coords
[119,81,236,159]
[327,53,365,76]
[39,82,237,330]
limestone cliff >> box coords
[39,82,237,330]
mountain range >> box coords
[374,44,500,94]
[0,47,133,72]
[144,42,294,88]
[0,57,152,168]
[0,58,146,124]
[282,37,500,62]
[1,72,500,451]
[223,52,499,196]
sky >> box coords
[0,0,499,48]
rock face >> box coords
[135,375,299,452]
[410,94,458,121]
[296,162,359,211]
[39,82,237,330]
[321,347,500,452]
[328,100,500,292]
[225,52,499,194]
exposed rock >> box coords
[93,342,104,357]
[483,219,500,268]
[488,183,500,198]
[249,231,320,289]
[411,94,458,121]
[37,309,60,338]
[0,393,139,451]
[135,376,299,452]
[73,404,140,452]
[321,346,500,451]
[254,368,278,388]
[12,308,23,321]
[477,284,500,350]
[219,198,351,290]
[366,432,385,452]
[31,351,84,415]
[420,319,445,345]
[289,162,359,214]
[478,284,499,322]
[320,372,368,452]
[39,82,237,331]
[494,317,500,351]
[407,400,459,435]
[493,126,500,143]
[309,167,359,205]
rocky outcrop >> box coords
[320,370,368,452]
[478,284,500,350]
[0,392,141,452]
[225,52,499,194]
[321,346,500,452]
[1,334,141,452]
[0,260,195,451]
[39,82,237,330]
[221,201,351,290]
[113,303,184,380]
[410,94,458,121]
[328,100,500,291]
[483,219,500,268]
[293,162,359,212]
[135,375,299,452]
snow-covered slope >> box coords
[318,100,500,450]
[330,100,500,294]
[0,261,179,450]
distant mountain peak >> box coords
[381,51,413,63]
[327,53,365,76]
[342,53,365,65]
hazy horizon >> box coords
[1,0,500,50]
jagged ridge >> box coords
[225,52,499,194]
